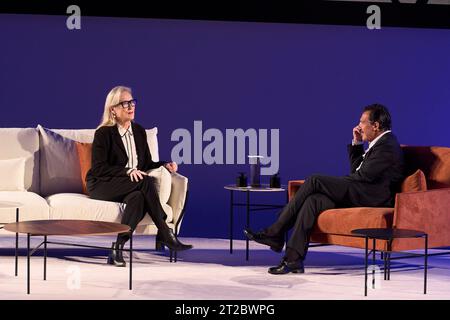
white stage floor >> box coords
[0,235,449,300]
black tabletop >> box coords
[351,228,427,240]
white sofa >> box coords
[0,126,188,237]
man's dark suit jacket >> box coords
[86,122,166,183]
[344,132,405,207]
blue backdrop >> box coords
[1,14,449,239]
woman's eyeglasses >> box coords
[115,99,137,109]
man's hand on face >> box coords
[353,125,363,144]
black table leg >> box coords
[387,241,391,281]
[246,191,250,261]
[388,253,391,280]
[44,236,47,281]
[372,238,376,289]
[424,234,428,294]
[383,249,387,280]
[129,233,133,291]
[364,236,368,296]
[27,233,30,295]
[285,191,289,246]
[230,190,233,254]
[15,207,19,277]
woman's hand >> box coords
[164,162,178,173]
[129,169,147,182]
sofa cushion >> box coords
[143,127,159,162]
[313,207,394,235]
[46,193,173,224]
[0,157,26,191]
[0,191,50,223]
[146,167,174,220]
[402,145,450,189]
[146,167,172,205]
[401,169,427,193]
[38,125,86,196]
[50,128,96,143]
[75,142,93,195]
[0,128,40,193]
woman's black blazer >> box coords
[86,122,166,182]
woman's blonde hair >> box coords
[97,86,132,129]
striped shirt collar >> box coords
[117,123,133,137]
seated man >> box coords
[245,103,405,274]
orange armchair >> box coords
[288,146,450,252]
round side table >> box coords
[224,184,288,260]
[351,228,428,297]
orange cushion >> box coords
[401,169,427,193]
[401,146,450,189]
[75,142,92,195]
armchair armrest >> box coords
[288,180,305,201]
[167,172,188,234]
[394,188,450,248]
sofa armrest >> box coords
[394,188,450,248]
[167,172,188,234]
[288,180,305,201]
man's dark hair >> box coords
[363,103,392,131]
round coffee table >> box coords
[224,184,288,260]
[0,201,23,276]
[4,219,131,294]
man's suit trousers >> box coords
[266,174,355,259]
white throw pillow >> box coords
[0,128,40,193]
[146,166,172,205]
[0,157,26,191]
[37,125,83,196]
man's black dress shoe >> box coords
[244,228,284,253]
[268,258,304,275]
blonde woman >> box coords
[86,86,192,267]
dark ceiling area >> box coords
[0,0,449,29]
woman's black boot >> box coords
[155,230,165,251]
[158,228,193,252]
[107,241,126,267]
